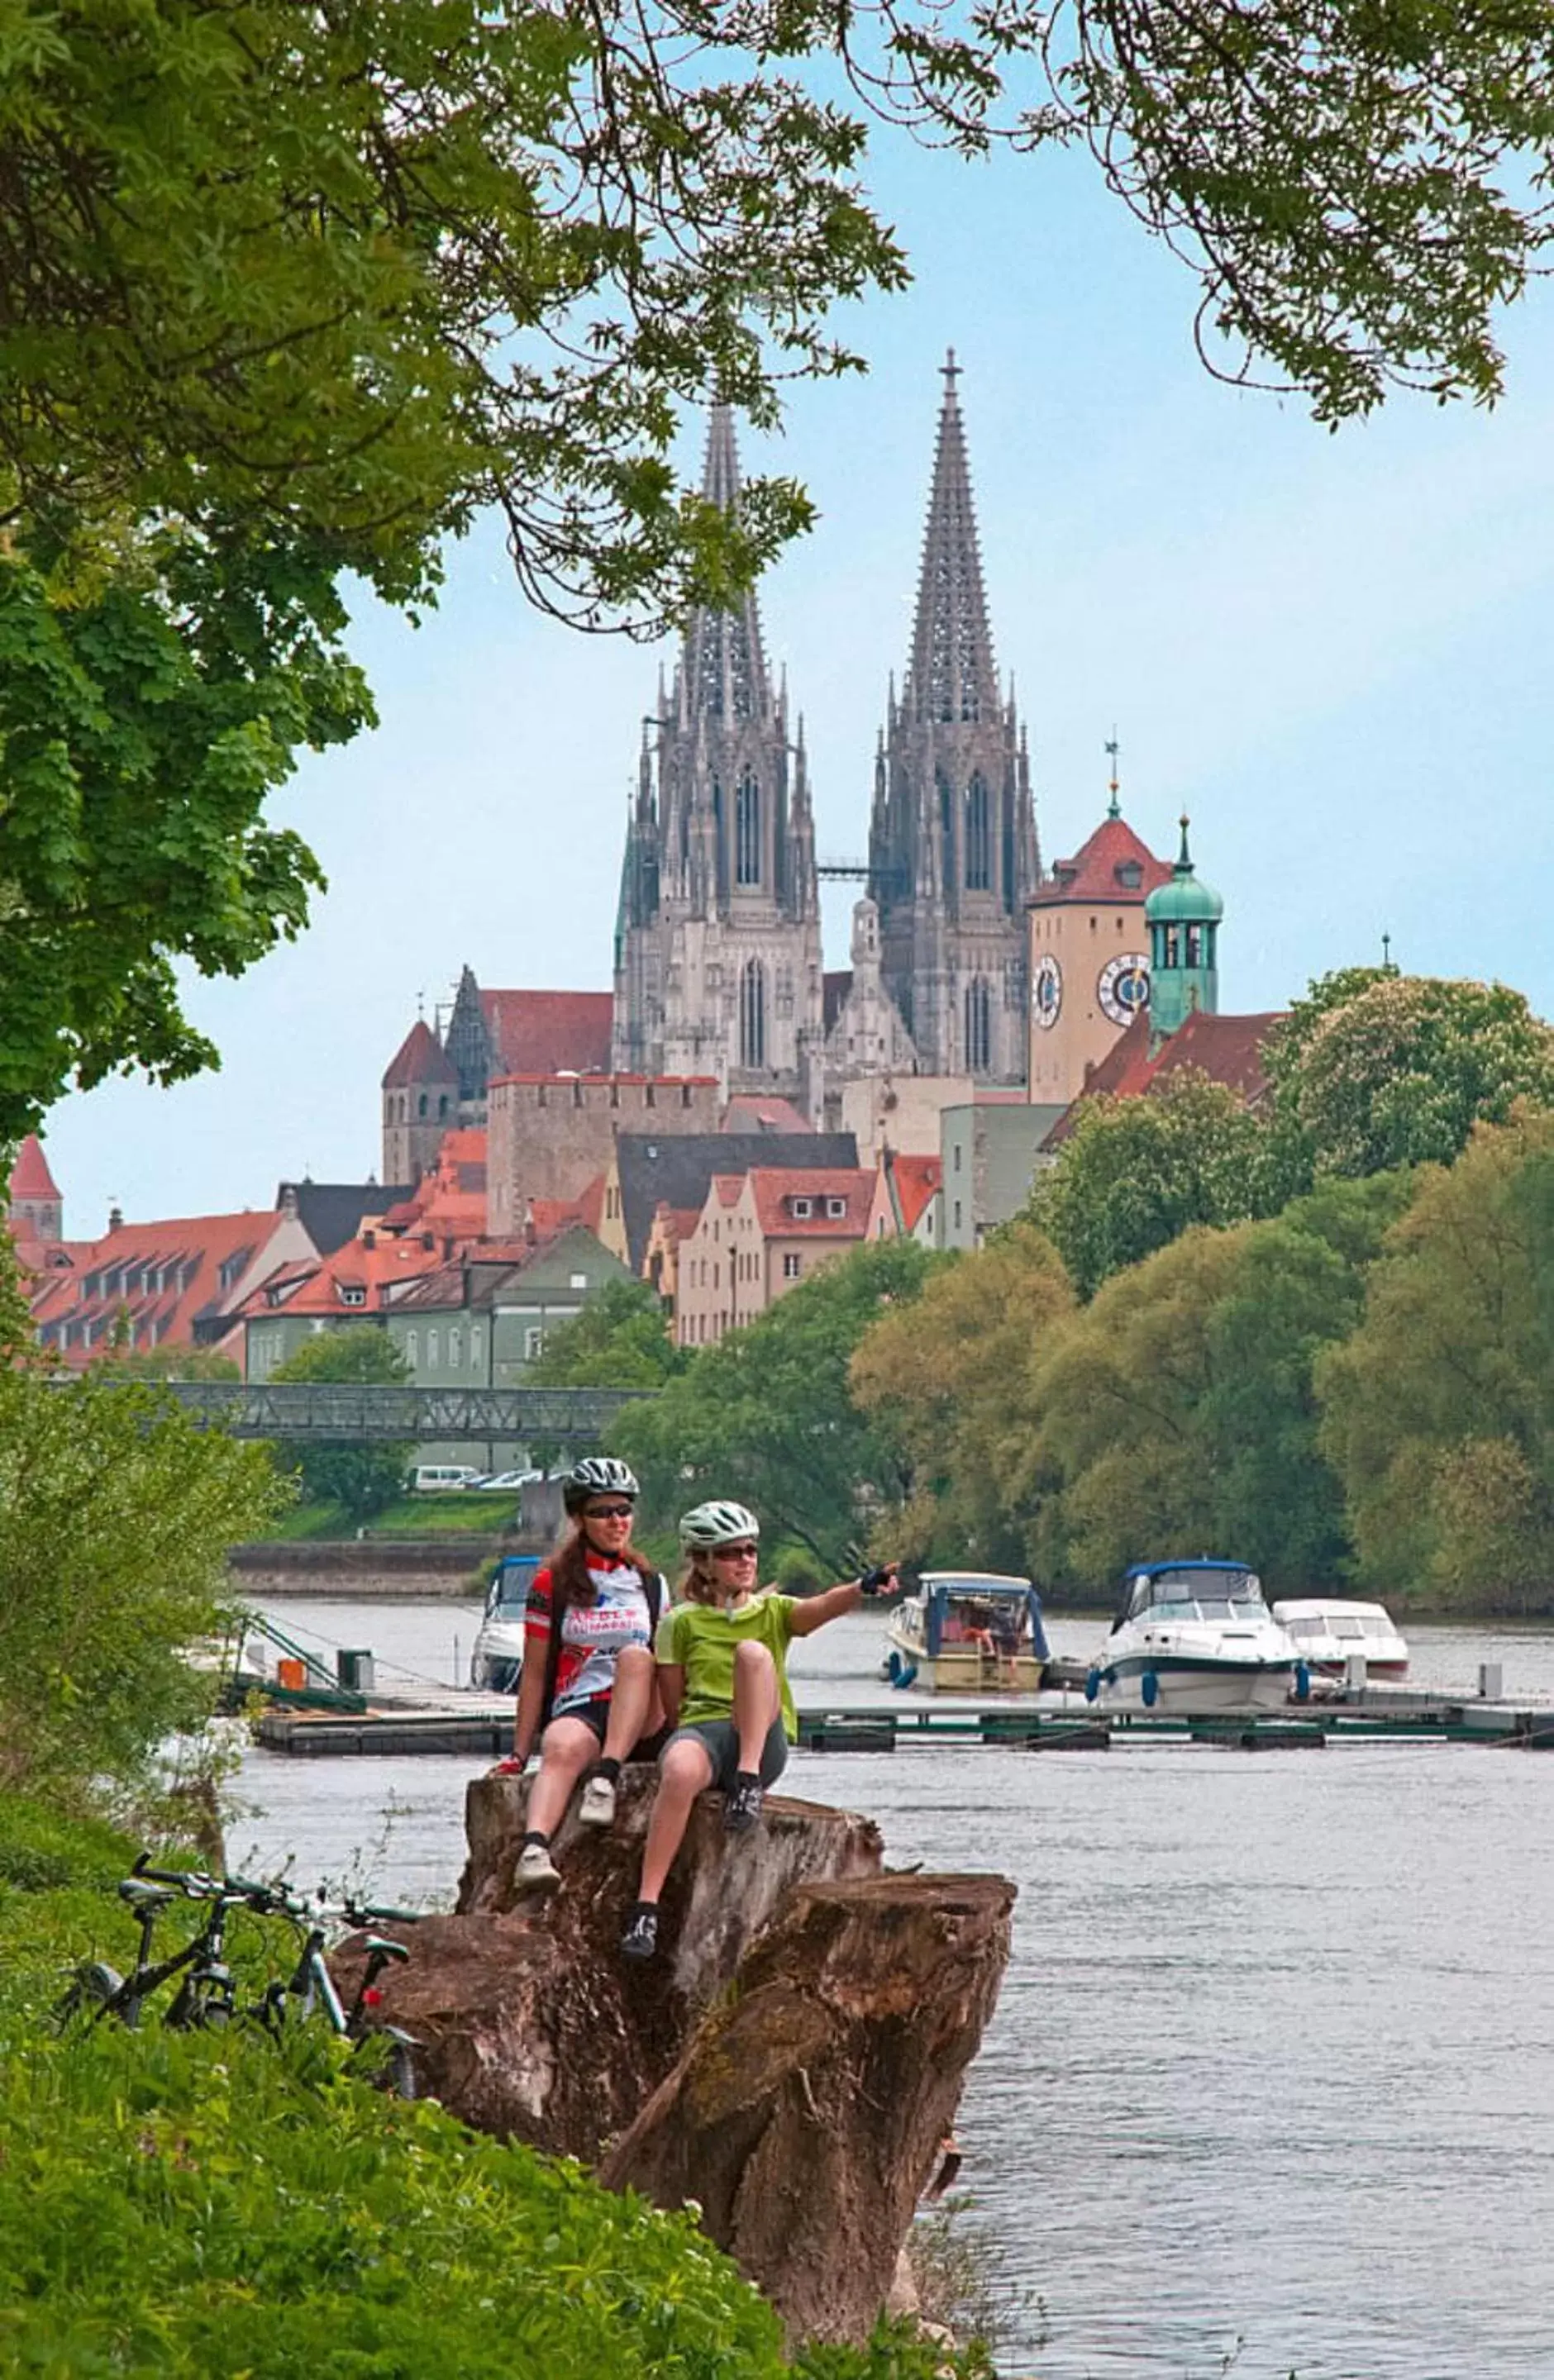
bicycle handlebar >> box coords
[129,1855,421,1930]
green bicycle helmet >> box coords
[679,1500,760,1552]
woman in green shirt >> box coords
[620,1499,894,1962]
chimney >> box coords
[107,1202,123,1233]
[362,1229,376,1250]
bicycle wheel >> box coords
[51,1961,125,2034]
[166,1976,233,2030]
[385,2038,419,2102]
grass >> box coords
[253,1492,522,1542]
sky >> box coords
[36,126,1554,1239]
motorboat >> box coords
[1272,1598,1409,1681]
[1089,1559,1299,1716]
[469,1554,540,1692]
[884,1573,1051,1693]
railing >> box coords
[133,1381,649,1445]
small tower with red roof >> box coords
[6,1135,63,1244]
[1026,759,1173,1106]
[381,1020,459,1184]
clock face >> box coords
[1098,952,1150,1027]
[1032,953,1063,1031]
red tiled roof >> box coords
[746,1168,875,1239]
[889,1154,942,1235]
[575,1172,607,1239]
[27,1209,312,1363]
[480,990,613,1077]
[239,1231,451,1320]
[7,1134,60,1201]
[722,1095,813,1135]
[1032,815,1172,908]
[1042,1009,1282,1149]
[382,1020,458,1090]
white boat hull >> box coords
[470,1617,524,1692]
[1098,1654,1296,1718]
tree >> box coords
[1018,1175,1409,1597]
[5,2,1554,1139]
[614,1240,936,1567]
[850,1224,1074,1570]
[528,1280,688,1392]
[1317,1109,1554,1611]
[1024,1069,1284,1300]
[0,1361,279,1800]
[270,1326,412,1524]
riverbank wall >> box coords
[228,1540,513,1598]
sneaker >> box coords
[620,1903,659,1961]
[512,1840,560,1896]
[724,1773,764,1834]
[577,1773,617,1829]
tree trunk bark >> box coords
[598,1872,1016,2347]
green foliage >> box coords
[0,1799,988,2380]
[1268,972,1554,1181]
[1317,1111,1554,1610]
[616,1240,937,1566]
[0,1368,280,1801]
[531,1278,689,1390]
[851,1225,1075,1571]
[1025,1070,1288,1300]
[0,538,365,1139]
[94,1345,242,1383]
[271,1326,412,1523]
[1017,1188,1404,1594]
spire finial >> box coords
[1176,812,1193,871]
[1382,930,1394,970]
[1105,731,1122,819]
[941,347,961,399]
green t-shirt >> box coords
[659,1593,800,1739]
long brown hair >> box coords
[679,1553,719,1607]
[551,1515,651,1609]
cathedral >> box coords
[613,357,1040,1106]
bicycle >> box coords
[55,1854,422,2096]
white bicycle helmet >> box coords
[679,1499,760,1552]
[563,1456,640,1516]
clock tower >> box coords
[1026,788,1172,1106]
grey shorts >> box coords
[662,1716,788,1792]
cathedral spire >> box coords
[903,350,999,728]
[679,402,771,726]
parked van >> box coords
[410,1464,484,1493]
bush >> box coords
[0,1801,988,2379]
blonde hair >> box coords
[679,1553,720,1607]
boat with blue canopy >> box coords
[884,1572,1051,1693]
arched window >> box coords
[964,775,991,890]
[739,959,766,1070]
[736,775,761,885]
[964,978,992,1074]
[937,769,954,883]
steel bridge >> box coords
[149,1381,649,1446]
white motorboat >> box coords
[469,1554,540,1692]
[1272,1598,1409,1682]
[1089,1559,1299,1717]
[884,1572,1051,1693]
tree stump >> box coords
[599,1872,1016,2346]
[336,1768,883,2162]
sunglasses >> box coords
[712,1543,759,1562]
[584,1502,634,1520]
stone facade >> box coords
[868,358,1040,1083]
[485,1073,719,1239]
[613,407,823,1104]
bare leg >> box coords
[731,1640,779,1773]
[600,1645,655,1763]
[526,1716,600,1840]
[636,1738,713,1904]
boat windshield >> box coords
[486,1562,536,1618]
[1127,1566,1265,1621]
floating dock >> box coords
[250,1688,1554,1757]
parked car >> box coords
[475,1468,546,1492]
[409,1464,484,1493]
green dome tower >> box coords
[1145,816,1223,1043]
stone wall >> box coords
[486,1073,719,1236]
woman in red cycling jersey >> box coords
[505,1457,666,1897]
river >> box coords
[236,1602,1554,2379]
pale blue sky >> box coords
[39,134,1554,1235]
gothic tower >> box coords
[1145,816,1223,1043]
[869,355,1040,1080]
[613,406,823,1102]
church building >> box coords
[867,355,1041,1080]
[611,407,824,1102]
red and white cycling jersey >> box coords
[523,1554,655,1716]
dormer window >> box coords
[340,1285,366,1308]
[825,1197,846,1220]
[1117,861,1142,889]
[789,1196,813,1220]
